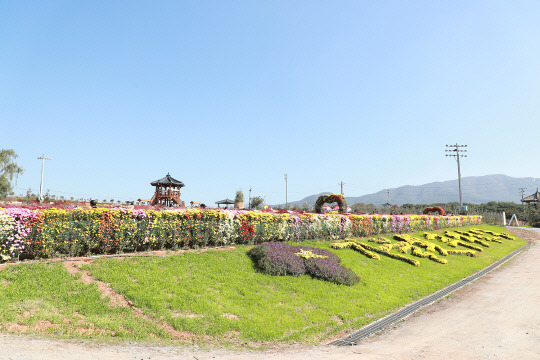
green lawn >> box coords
[0,263,169,340]
[0,225,527,346]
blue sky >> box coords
[1,1,539,205]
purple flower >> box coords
[248,242,359,286]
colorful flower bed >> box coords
[331,228,513,267]
[0,206,482,262]
[248,242,359,285]
[0,208,40,261]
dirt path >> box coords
[0,228,539,360]
[62,261,196,342]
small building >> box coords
[216,198,235,209]
[521,188,540,208]
[150,173,185,207]
[190,201,206,208]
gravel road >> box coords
[1,227,538,360]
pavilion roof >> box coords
[522,188,540,202]
[150,173,185,187]
[216,198,235,205]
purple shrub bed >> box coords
[248,242,359,286]
[303,257,359,286]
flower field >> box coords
[0,206,482,262]
[0,223,526,344]
[331,228,515,268]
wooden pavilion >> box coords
[150,173,185,207]
[521,188,540,208]
[216,198,235,209]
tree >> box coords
[43,189,51,202]
[525,206,540,227]
[0,149,24,199]
[251,196,264,209]
[351,202,377,214]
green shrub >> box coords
[525,206,540,227]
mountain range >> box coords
[280,175,539,207]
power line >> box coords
[12,186,130,202]
[417,179,539,190]
[284,173,288,207]
[352,178,540,191]
[16,177,535,203]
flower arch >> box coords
[315,194,347,214]
[422,206,445,216]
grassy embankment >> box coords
[0,225,527,346]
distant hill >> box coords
[279,175,539,207]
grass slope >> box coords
[0,263,168,339]
[0,225,527,346]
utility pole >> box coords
[249,185,252,209]
[37,154,51,203]
[339,181,345,195]
[284,173,288,207]
[445,144,467,214]
[519,187,527,213]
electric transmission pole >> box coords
[37,154,51,203]
[339,181,345,195]
[249,185,252,209]
[519,187,527,212]
[284,173,288,207]
[445,144,467,214]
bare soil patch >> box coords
[62,261,197,342]
[506,226,540,241]
[221,313,241,320]
[63,261,130,308]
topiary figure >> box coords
[422,206,445,216]
[314,194,347,214]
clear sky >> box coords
[1,1,539,205]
